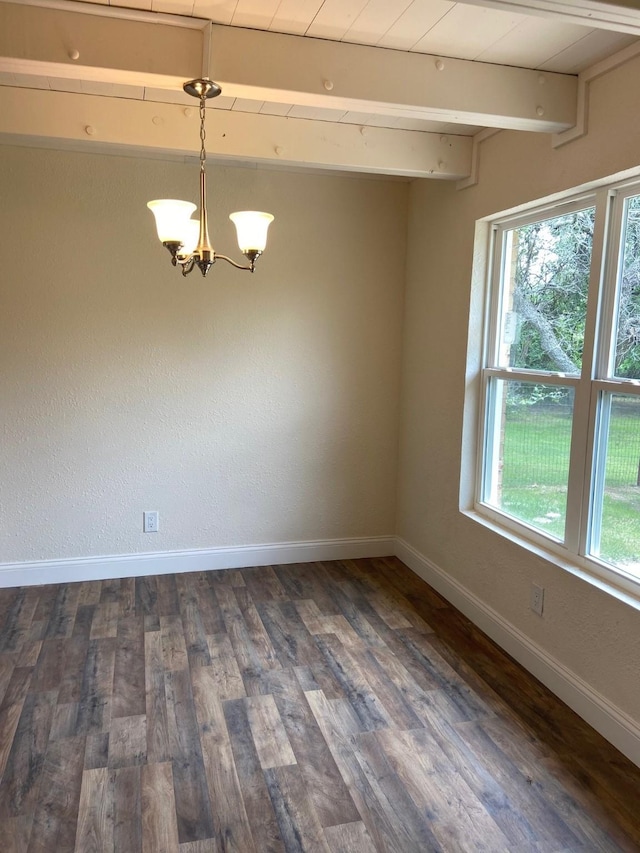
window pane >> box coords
[484,379,575,539]
[590,394,640,575]
[613,196,640,380]
[497,208,594,372]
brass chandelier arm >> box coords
[176,252,256,275]
[215,253,256,273]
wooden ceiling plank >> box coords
[376,0,456,50]
[453,0,640,35]
[267,0,325,35]
[305,0,372,40]
[342,0,415,45]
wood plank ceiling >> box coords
[0,0,639,177]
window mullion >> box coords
[565,188,611,554]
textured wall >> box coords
[397,55,640,721]
[0,146,407,562]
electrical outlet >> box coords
[530,583,544,616]
[143,511,159,533]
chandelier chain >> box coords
[199,95,207,174]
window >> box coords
[478,182,640,593]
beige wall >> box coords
[1,146,407,562]
[397,55,640,721]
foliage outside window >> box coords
[479,183,640,592]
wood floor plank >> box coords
[165,668,215,844]
[175,576,212,668]
[74,767,115,852]
[0,689,57,819]
[144,630,170,764]
[0,589,40,654]
[190,665,257,853]
[233,587,282,672]
[29,638,66,693]
[246,693,297,770]
[375,726,513,852]
[223,697,285,853]
[262,668,361,828]
[323,584,387,650]
[58,606,94,704]
[323,820,377,853]
[141,762,180,853]
[160,614,189,672]
[49,702,79,742]
[273,563,342,615]
[0,668,33,782]
[351,728,447,852]
[84,732,110,770]
[0,655,16,706]
[43,584,80,640]
[112,614,145,718]
[113,765,142,853]
[135,576,160,633]
[27,734,85,853]
[156,574,181,618]
[179,842,219,853]
[108,714,147,769]
[264,764,332,853]
[204,632,246,701]
[89,600,119,641]
[256,600,323,667]
[305,689,412,853]
[347,646,424,731]
[75,638,116,735]
[5,815,34,853]
[194,574,225,635]
[77,582,101,608]
[216,585,280,688]
[241,565,288,603]
[118,577,136,619]
[314,634,395,732]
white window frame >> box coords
[473,179,640,603]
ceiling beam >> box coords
[207,25,577,133]
[454,0,640,35]
[0,1,204,89]
[0,2,578,133]
[0,86,473,179]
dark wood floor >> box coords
[0,557,639,852]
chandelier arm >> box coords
[179,256,196,276]
[214,253,255,273]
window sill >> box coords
[462,507,640,613]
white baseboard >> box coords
[0,535,395,588]
[395,537,640,769]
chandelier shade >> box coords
[229,211,274,254]
[147,78,274,277]
[147,199,196,245]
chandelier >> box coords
[147,78,274,277]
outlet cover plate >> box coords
[530,583,544,616]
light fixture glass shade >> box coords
[176,218,200,258]
[147,199,196,243]
[229,211,274,254]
